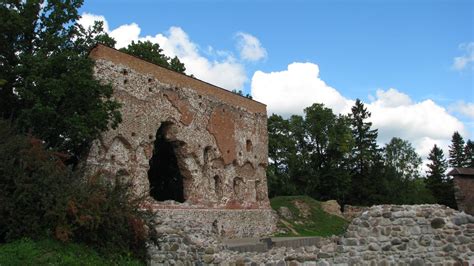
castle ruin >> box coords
[85,44,276,237]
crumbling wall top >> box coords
[89,44,266,114]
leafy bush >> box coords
[0,119,152,260]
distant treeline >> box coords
[267,100,474,208]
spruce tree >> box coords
[464,140,474,168]
[350,99,379,174]
[448,131,465,167]
[426,145,456,208]
[349,99,380,205]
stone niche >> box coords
[85,45,276,237]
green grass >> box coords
[270,195,348,237]
[0,238,144,266]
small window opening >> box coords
[214,175,223,199]
[233,177,244,201]
[246,140,253,152]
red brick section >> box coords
[453,177,474,215]
[89,44,266,114]
[207,106,236,165]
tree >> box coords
[383,137,422,180]
[449,131,465,167]
[0,0,121,162]
[170,56,186,73]
[380,138,431,205]
[349,99,379,174]
[464,140,474,167]
[426,145,456,208]
[231,89,252,99]
[304,103,353,203]
[349,99,380,204]
[267,114,298,196]
[120,40,186,73]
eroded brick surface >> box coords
[85,45,272,216]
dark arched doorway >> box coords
[148,122,185,202]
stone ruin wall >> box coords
[85,45,273,217]
[149,204,474,265]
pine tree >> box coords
[448,131,465,167]
[350,99,379,174]
[349,99,380,205]
[464,140,474,168]
[426,145,456,208]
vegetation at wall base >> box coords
[0,238,143,266]
[0,119,152,262]
[270,196,348,237]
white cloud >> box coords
[78,13,109,32]
[367,90,466,157]
[452,42,474,71]
[449,101,474,118]
[251,64,467,162]
[78,13,247,90]
[235,32,267,62]
[369,88,412,107]
[251,62,353,116]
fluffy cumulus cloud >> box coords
[367,89,466,158]
[452,42,474,71]
[251,64,467,160]
[448,101,474,118]
[235,32,267,62]
[78,13,246,90]
[251,62,353,116]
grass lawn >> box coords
[270,195,348,237]
[0,238,144,266]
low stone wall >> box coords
[342,204,369,221]
[148,204,474,265]
[155,208,277,238]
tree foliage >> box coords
[448,131,465,167]
[426,144,457,208]
[464,140,474,167]
[383,137,422,180]
[267,100,437,206]
[120,40,186,73]
[0,0,121,161]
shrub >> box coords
[0,119,152,260]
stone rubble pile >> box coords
[148,204,474,265]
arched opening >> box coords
[148,122,185,202]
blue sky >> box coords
[79,0,473,162]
